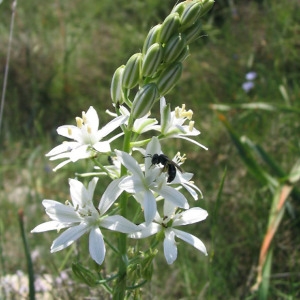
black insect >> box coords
[145,153,183,183]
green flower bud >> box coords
[142,24,161,54]
[142,43,163,77]
[122,53,142,89]
[171,2,186,16]
[156,62,182,96]
[158,12,180,44]
[110,65,125,105]
[131,83,159,119]
[180,2,201,30]
[176,45,190,63]
[163,34,186,63]
[199,0,215,17]
[183,19,202,44]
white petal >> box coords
[173,207,208,226]
[31,221,72,233]
[144,137,161,170]
[97,115,128,140]
[51,223,88,252]
[143,190,157,225]
[89,227,105,265]
[164,230,177,264]
[42,200,81,223]
[69,145,90,162]
[100,215,139,233]
[173,228,207,255]
[163,200,177,217]
[158,186,189,209]
[174,136,208,150]
[118,176,145,194]
[57,125,82,141]
[69,179,90,207]
[52,159,72,172]
[87,177,99,198]
[129,222,161,239]
[46,142,79,157]
[85,106,99,132]
[115,150,144,179]
[93,141,111,153]
[98,178,123,214]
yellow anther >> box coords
[189,120,194,132]
[175,106,180,118]
[82,111,87,123]
[67,126,72,136]
[65,200,70,205]
[76,117,83,128]
[87,125,92,134]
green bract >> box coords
[122,53,142,89]
[142,43,163,77]
[131,83,159,119]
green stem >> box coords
[113,126,132,299]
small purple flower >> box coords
[242,81,255,93]
[245,71,257,81]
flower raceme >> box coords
[46,106,128,171]
[31,178,139,265]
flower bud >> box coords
[183,19,202,44]
[180,2,201,31]
[176,45,190,63]
[156,62,182,96]
[142,24,161,54]
[142,43,163,77]
[158,12,180,44]
[163,34,186,63]
[110,65,125,105]
[199,0,215,17]
[122,53,142,89]
[131,83,159,119]
[171,2,186,16]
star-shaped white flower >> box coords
[31,178,139,265]
[106,105,158,134]
[115,138,189,225]
[153,97,207,149]
[129,201,208,264]
[46,106,128,171]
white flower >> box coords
[106,105,158,134]
[46,106,128,171]
[115,138,189,225]
[129,201,208,264]
[153,97,207,149]
[31,178,139,265]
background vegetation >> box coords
[1,0,299,299]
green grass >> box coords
[1,0,300,299]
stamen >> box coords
[67,126,72,136]
[189,120,194,131]
[175,106,180,118]
[87,125,92,134]
[76,117,83,128]
[82,111,87,123]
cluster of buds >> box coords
[110,0,214,120]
